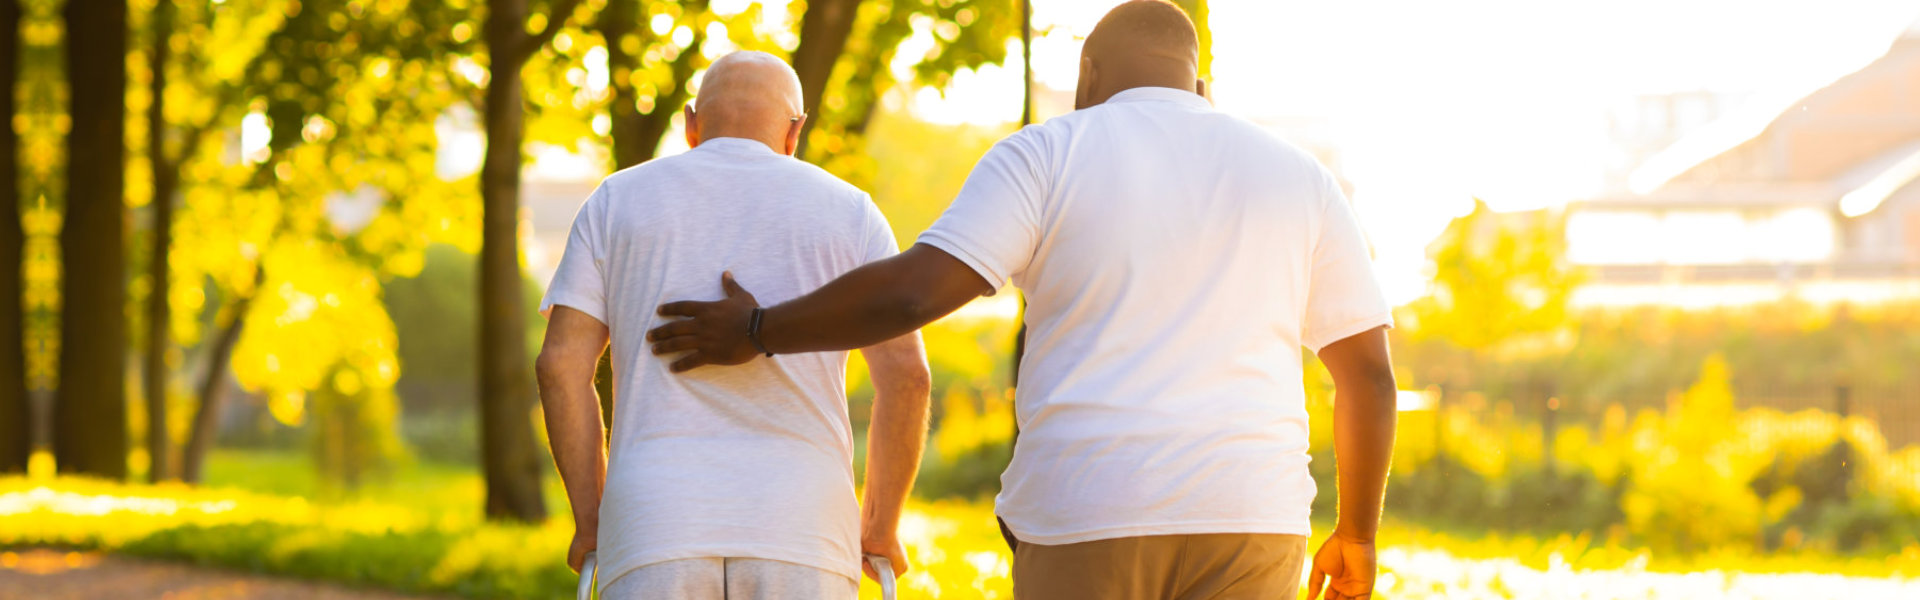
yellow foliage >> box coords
[932,388,1015,462]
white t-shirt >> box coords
[918,87,1392,545]
[541,137,898,588]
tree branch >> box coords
[520,0,585,62]
[166,84,242,172]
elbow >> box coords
[905,367,934,402]
[878,289,941,333]
[533,348,571,394]
[1336,364,1398,410]
[888,366,935,406]
[875,366,934,416]
[1367,368,1399,410]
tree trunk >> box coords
[789,0,859,157]
[143,0,175,482]
[56,0,130,480]
[599,0,706,170]
[0,0,24,474]
[0,0,29,474]
[599,0,648,170]
[179,279,253,484]
[478,0,547,523]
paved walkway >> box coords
[0,549,448,600]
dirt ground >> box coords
[0,549,451,600]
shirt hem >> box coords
[539,295,608,325]
[997,519,1314,546]
[915,233,1008,296]
[1305,313,1394,353]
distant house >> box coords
[1566,24,1920,307]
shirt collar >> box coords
[695,137,781,157]
[1103,86,1212,110]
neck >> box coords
[1092,78,1195,106]
[700,134,781,152]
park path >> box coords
[0,549,452,600]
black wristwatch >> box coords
[746,307,774,357]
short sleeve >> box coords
[540,185,609,324]
[858,195,900,263]
[1302,174,1393,351]
[915,128,1048,295]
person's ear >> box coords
[683,104,700,148]
[784,114,807,156]
[1074,56,1096,110]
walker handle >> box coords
[864,554,897,600]
[576,551,598,600]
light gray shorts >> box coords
[600,557,857,600]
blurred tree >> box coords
[54,0,130,480]
[135,0,277,483]
[0,0,25,474]
[594,0,709,169]
[167,0,478,484]
[790,0,856,157]
[478,0,587,523]
[140,0,177,482]
[795,0,1018,168]
[1401,200,1583,387]
[178,271,250,483]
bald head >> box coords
[1076,0,1203,109]
[684,51,807,155]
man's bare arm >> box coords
[535,306,610,573]
[646,244,990,371]
[856,331,933,581]
[1322,325,1396,540]
[1306,325,1397,599]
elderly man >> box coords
[535,51,932,599]
[645,3,1398,599]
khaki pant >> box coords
[1012,533,1308,600]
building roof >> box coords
[1603,24,1920,214]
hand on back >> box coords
[648,272,762,372]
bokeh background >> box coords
[4,1,1920,598]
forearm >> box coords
[1331,380,1395,541]
[860,338,933,538]
[761,245,986,354]
[540,380,607,530]
[863,391,930,537]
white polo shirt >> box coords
[541,138,897,588]
[918,87,1392,545]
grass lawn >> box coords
[4,450,1917,599]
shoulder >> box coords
[1208,115,1342,194]
[782,156,870,200]
[596,152,693,198]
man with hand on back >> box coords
[536,51,932,599]
[647,3,1399,598]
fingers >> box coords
[657,300,707,318]
[647,319,697,341]
[861,561,878,583]
[1306,566,1327,600]
[650,336,699,356]
[1330,578,1372,599]
[721,271,745,297]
